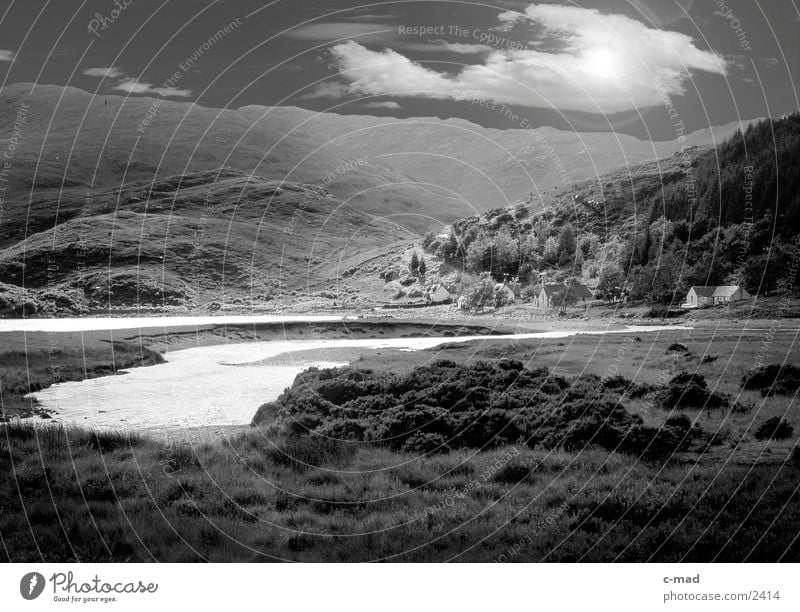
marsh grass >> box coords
[2,421,798,562]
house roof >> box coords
[428,284,449,294]
[495,282,522,296]
[689,286,717,297]
[537,284,566,297]
[689,285,743,298]
[712,285,741,297]
[567,283,593,298]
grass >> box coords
[2,421,798,562]
[0,342,164,420]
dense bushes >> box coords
[254,360,705,460]
[656,372,729,410]
[754,417,794,441]
[743,364,800,396]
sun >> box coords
[583,48,623,80]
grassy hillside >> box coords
[0,83,468,233]
[0,168,415,313]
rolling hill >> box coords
[0,169,416,314]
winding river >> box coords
[24,322,692,431]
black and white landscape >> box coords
[0,0,799,563]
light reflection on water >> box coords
[29,325,692,430]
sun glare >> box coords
[583,48,622,80]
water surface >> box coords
[30,325,691,430]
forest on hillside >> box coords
[426,114,800,304]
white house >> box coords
[532,284,565,309]
[685,286,716,308]
[684,285,751,308]
[494,282,522,306]
[426,284,452,304]
[712,285,751,304]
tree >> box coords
[557,223,577,265]
[597,260,625,302]
[422,231,437,250]
[418,255,427,276]
[579,233,601,259]
[461,272,495,311]
[543,236,559,265]
[409,251,419,275]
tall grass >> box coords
[1,421,798,562]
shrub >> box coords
[657,372,728,410]
[256,361,705,458]
[742,364,800,396]
[754,417,794,441]
[402,432,449,454]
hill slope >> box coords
[0,169,415,314]
[0,84,466,234]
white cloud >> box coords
[323,3,727,114]
[361,101,402,109]
[300,81,350,99]
[0,49,16,62]
[111,77,192,98]
[83,66,124,78]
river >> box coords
[26,324,691,431]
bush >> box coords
[657,372,728,410]
[742,364,800,396]
[754,417,794,441]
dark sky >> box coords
[0,0,797,139]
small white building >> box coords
[494,282,522,306]
[426,284,452,304]
[711,285,751,304]
[684,285,751,308]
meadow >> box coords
[1,320,798,562]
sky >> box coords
[0,0,797,139]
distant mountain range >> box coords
[2,83,755,232]
[0,83,763,312]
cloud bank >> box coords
[320,3,726,114]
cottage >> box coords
[684,285,751,308]
[494,282,522,306]
[532,284,566,309]
[685,286,716,308]
[711,285,751,304]
[426,284,452,304]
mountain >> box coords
[1,83,754,233]
[0,169,415,314]
[242,106,753,213]
[0,83,465,235]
